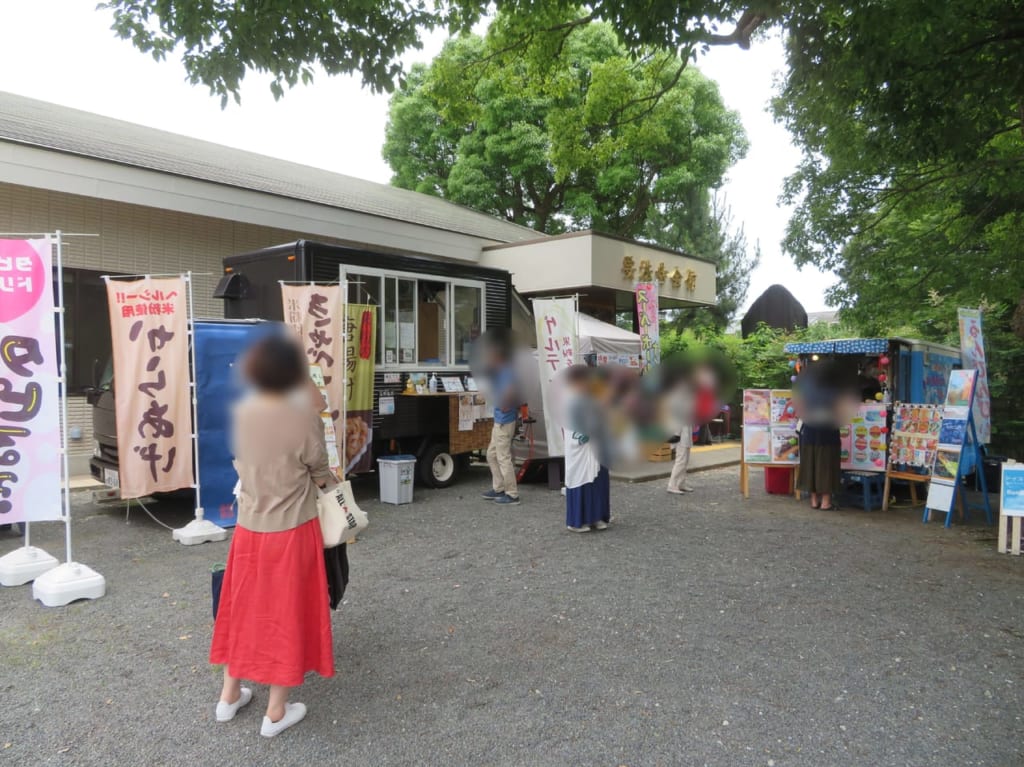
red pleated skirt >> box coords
[210,518,334,687]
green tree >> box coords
[382,23,747,240]
[102,1,777,103]
[772,0,1024,453]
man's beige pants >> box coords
[487,421,518,499]
[667,445,691,491]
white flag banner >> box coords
[534,297,578,456]
[957,308,991,444]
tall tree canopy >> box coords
[382,21,755,322]
[773,0,1024,451]
[102,1,777,103]
[383,23,747,238]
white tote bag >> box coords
[316,481,368,548]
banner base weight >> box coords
[172,518,228,546]
[0,546,60,586]
[32,562,106,606]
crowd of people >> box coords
[213,330,734,736]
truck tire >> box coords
[420,442,459,488]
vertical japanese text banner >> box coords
[635,282,660,374]
[0,238,62,523]
[106,276,192,498]
[344,303,377,476]
[534,297,578,456]
[957,308,991,444]
[281,284,346,428]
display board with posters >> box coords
[839,404,888,472]
[740,388,800,498]
[924,369,991,527]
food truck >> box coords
[215,240,514,488]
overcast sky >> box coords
[0,1,835,313]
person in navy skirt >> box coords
[563,365,611,533]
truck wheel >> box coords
[420,442,459,488]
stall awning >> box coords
[784,338,889,355]
[480,230,717,310]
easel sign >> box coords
[881,402,942,511]
[739,388,800,498]
[923,369,992,527]
[997,463,1024,555]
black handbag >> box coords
[211,564,225,619]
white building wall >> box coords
[0,182,352,473]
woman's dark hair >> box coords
[243,334,307,393]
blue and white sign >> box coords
[1001,464,1024,518]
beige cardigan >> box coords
[232,394,334,533]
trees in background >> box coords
[383,20,755,323]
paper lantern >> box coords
[874,392,884,401]
[790,375,798,382]
[879,355,890,366]
[878,373,887,383]
[788,360,797,368]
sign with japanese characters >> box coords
[742,388,798,464]
[634,282,660,374]
[0,238,62,523]
[106,276,193,498]
[925,368,978,514]
[958,308,991,444]
[281,284,345,428]
[533,297,578,456]
[343,303,376,476]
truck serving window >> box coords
[343,267,484,369]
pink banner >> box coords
[635,282,660,374]
[107,277,193,498]
[0,238,62,523]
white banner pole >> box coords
[172,271,227,545]
[32,230,106,605]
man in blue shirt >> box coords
[482,344,521,505]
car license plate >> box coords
[103,467,120,489]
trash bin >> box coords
[378,455,416,505]
[764,466,793,495]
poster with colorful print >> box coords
[635,282,660,374]
[770,427,800,463]
[344,303,377,476]
[958,308,991,443]
[743,425,771,463]
[0,238,63,522]
[107,276,193,498]
[743,389,770,426]
[888,403,942,469]
[840,404,887,472]
[534,297,578,456]
[770,390,797,424]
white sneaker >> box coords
[215,687,253,722]
[566,525,590,533]
[261,702,307,737]
[593,521,609,530]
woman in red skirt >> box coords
[210,334,336,737]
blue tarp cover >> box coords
[194,321,267,527]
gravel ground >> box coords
[2,466,1022,767]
